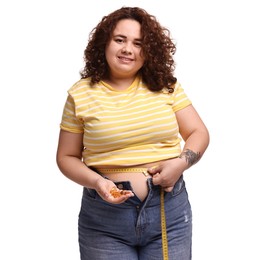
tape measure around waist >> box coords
[160,188,169,260]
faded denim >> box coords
[78,175,192,260]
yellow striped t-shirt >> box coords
[60,76,191,166]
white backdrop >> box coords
[1,0,275,259]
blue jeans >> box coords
[78,175,192,260]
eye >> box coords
[114,38,124,43]
[134,42,142,47]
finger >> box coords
[147,165,160,175]
[109,192,134,204]
[152,173,161,185]
[109,188,134,199]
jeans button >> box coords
[117,184,123,189]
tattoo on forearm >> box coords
[179,149,201,167]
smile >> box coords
[118,56,134,62]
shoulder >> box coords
[160,81,183,95]
[173,81,184,91]
[67,77,94,95]
[172,81,188,95]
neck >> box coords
[103,75,137,90]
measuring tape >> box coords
[160,188,169,260]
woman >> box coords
[56,6,209,260]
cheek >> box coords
[105,49,117,65]
[138,57,145,67]
[105,42,117,58]
[135,49,144,60]
[138,50,145,64]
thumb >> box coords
[151,172,161,185]
[147,165,161,175]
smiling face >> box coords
[105,19,145,80]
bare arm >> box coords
[176,104,210,169]
[56,130,101,188]
[148,105,210,191]
[56,130,133,202]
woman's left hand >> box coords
[147,158,187,192]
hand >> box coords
[94,178,134,204]
[147,158,186,192]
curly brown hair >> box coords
[80,7,177,92]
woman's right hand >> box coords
[95,177,134,204]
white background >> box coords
[1,0,275,259]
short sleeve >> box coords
[60,94,84,133]
[172,83,192,112]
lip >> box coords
[118,56,134,62]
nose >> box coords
[121,43,133,55]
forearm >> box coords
[179,129,210,169]
[57,155,103,189]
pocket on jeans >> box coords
[171,175,185,197]
[84,187,97,200]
